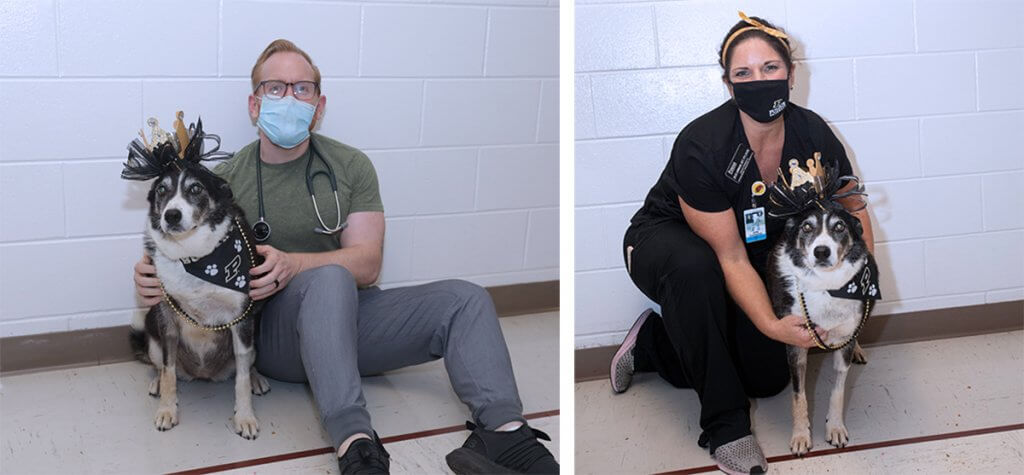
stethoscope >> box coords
[252,137,348,242]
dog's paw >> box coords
[852,343,868,365]
[148,377,160,397]
[233,413,260,440]
[826,423,849,448]
[154,405,178,431]
[790,430,812,456]
[251,373,271,396]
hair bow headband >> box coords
[721,11,790,66]
[121,112,233,181]
[766,153,868,218]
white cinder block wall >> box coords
[575,0,1024,348]
[0,0,559,337]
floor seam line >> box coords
[654,422,1024,474]
[167,409,560,475]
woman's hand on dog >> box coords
[134,254,163,307]
[771,314,829,349]
[249,245,298,300]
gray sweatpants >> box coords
[254,265,525,449]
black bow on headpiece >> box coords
[121,114,233,181]
[765,153,867,218]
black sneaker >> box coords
[446,421,559,474]
[338,432,390,474]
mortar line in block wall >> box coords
[417,80,427,146]
[473,148,482,210]
[54,0,62,77]
[575,200,644,211]
[358,6,365,77]
[579,48,1024,77]
[534,81,545,143]
[521,209,533,269]
[0,143,561,167]
[650,4,661,68]
[387,206,558,221]
[59,162,68,238]
[912,0,920,53]
[852,59,859,120]
[217,0,224,77]
[975,52,981,112]
[482,8,492,76]
[870,228,1024,246]
[381,267,558,291]
[0,232,144,247]
[864,169,1024,185]
[0,75,559,82]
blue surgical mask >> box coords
[257,95,316,149]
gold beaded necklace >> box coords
[160,216,256,332]
[798,292,872,351]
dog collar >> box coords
[827,259,881,301]
[180,221,253,294]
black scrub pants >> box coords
[623,219,789,452]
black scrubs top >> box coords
[630,100,853,272]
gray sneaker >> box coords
[609,309,653,393]
[712,435,768,474]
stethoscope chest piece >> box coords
[252,218,271,242]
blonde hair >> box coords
[250,39,321,92]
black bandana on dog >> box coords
[828,259,881,301]
[180,223,252,293]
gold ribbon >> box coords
[721,11,790,65]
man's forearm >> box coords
[292,245,382,286]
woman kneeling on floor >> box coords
[610,12,874,475]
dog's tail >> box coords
[129,310,151,364]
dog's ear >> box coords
[219,182,233,200]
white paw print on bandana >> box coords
[205,264,218,276]
[234,239,242,253]
[867,284,878,297]
[846,282,858,294]
[234,275,247,288]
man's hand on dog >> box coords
[249,245,298,300]
[134,254,163,307]
[772,314,829,349]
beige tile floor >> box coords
[0,312,559,474]
[576,330,1024,474]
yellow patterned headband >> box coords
[720,11,790,66]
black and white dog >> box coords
[123,117,269,439]
[765,160,878,456]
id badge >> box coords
[743,207,767,243]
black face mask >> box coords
[731,78,789,123]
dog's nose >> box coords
[164,209,182,225]
[814,246,831,260]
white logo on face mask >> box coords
[769,99,786,117]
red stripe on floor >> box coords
[167,409,559,475]
[656,423,1024,474]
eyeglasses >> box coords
[256,80,319,100]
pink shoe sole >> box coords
[609,308,653,393]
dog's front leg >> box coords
[155,331,179,431]
[788,346,812,456]
[231,327,259,439]
[826,344,855,448]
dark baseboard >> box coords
[0,280,559,376]
[575,300,1024,383]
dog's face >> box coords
[782,208,865,270]
[147,165,231,237]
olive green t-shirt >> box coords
[213,134,384,253]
